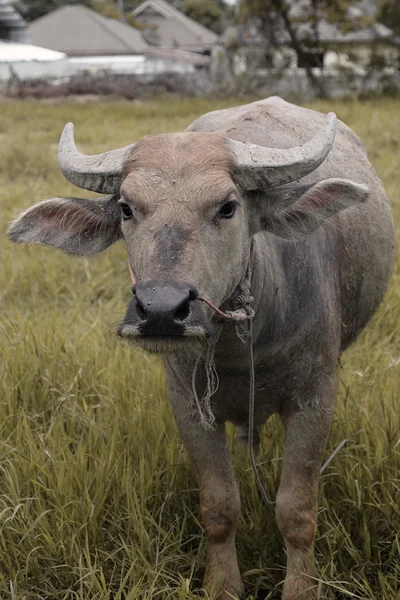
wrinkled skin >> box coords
[8,98,395,599]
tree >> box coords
[239,0,374,99]
[91,1,145,27]
[379,0,400,35]
[13,0,92,22]
[179,0,226,34]
[171,0,231,34]
[13,0,144,27]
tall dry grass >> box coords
[0,96,399,599]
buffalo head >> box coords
[8,113,368,353]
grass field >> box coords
[0,96,399,600]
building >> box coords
[0,40,68,81]
[132,0,218,55]
[0,0,29,43]
[29,4,210,77]
[30,4,149,75]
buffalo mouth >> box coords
[117,323,209,354]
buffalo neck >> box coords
[212,234,280,369]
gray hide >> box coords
[164,98,395,599]
[177,98,395,413]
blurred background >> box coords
[1,0,400,100]
[1,2,400,599]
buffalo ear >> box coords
[259,178,369,239]
[8,195,122,256]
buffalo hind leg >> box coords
[276,393,335,600]
[172,412,243,599]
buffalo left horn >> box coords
[227,112,337,190]
[58,123,135,194]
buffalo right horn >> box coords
[58,123,136,194]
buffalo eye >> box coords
[119,202,133,221]
[218,201,237,219]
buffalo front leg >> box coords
[276,396,334,600]
[171,410,243,599]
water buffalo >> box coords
[8,97,395,599]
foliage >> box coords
[1,96,400,599]
[379,0,400,35]
[13,0,92,22]
[13,0,143,24]
[239,0,356,98]
[240,0,374,32]
[239,0,398,98]
[91,0,145,28]
[176,0,227,33]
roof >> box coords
[0,40,66,62]
[133,0,218,52]
[29,4,149,56]
[0,0,29,43]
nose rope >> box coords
[128,265,136,286]
[199,247,255,323]
[197,296,251,322]
[128,261,255,323]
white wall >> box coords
[68,55,147,75]
[0,58,69,81]
[68,55,195,75]
[0,54,196,82]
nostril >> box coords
[189,286,198,300]
[174,300,191,322]
[135,299,147,321]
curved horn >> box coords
[58,123,135,194]
[227,112,337,190]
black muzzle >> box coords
[124,280,199,336]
